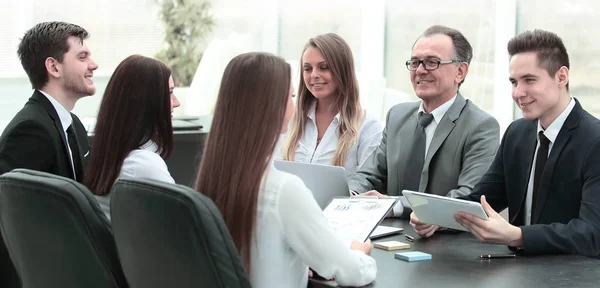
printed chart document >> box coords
[322,197,397,243]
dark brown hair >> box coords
[508,29,570,89]
[17,21,89,89]
[194,52,291,271]
[418,25,473,87]
[85,55,174,195]
[282,33,363,166]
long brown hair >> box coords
[85,55,173,195]
[282,33,363,166]
[194,52,291,271]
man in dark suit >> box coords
[0,22,97,287]
[0,22,96,181]
[413,30,600,257]
[348,25,499,218]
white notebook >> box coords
[322,197,397,243]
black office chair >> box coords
[0,234,19,288]
[0,169,128,288]
[110,178,251,288]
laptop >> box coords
[274,160,350,209]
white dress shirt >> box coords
[393,95,457,216]
[95,141,175,220]
[38,90,76,177]
[277,101,383,174]
[250,162,377,288]
[525,98,575,225]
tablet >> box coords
[402,190,488,231]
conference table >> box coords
[309,219,600,288]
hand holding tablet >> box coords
[402,190,488,231]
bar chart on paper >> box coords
[323,198,397,243]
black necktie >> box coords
[531,131,550,220]
[67,125,83,182]
[403,112,434,191]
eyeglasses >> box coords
[405,59,460,71]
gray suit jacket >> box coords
[348,93,500,217]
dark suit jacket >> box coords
[348,93,500,217]
[463,99,600,257]
[0,90,89,181]
[0,90,91,287]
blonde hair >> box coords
[282,33,364,166]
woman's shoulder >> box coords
[121,148,172,181]
[124,148,164,164]
[359,111,384,134]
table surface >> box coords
[309,219,600,288]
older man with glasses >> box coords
[348,25,500,221]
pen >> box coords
[478,254,516,259]
[405,234,414,242]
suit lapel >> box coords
[509,121,537,225]
[32,90,75,179]
[532,100,581,224]
[420,94,465,189]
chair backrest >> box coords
[0,169,128,288]
[110,178,251,288]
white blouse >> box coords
[278,102,383,174]
[118,141,175,183]
[250,162,377,288]
[95,141,175,220]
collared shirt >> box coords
[38,90,76,177]
[119,141,175,183]
[250,161,376,287]
[525,98,576,225]
[417,94,457,159]
[393,94,457,216]
[279,101,383,174]
[95,141,175,220]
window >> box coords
[518,0,600,117]
[385,0,498,115]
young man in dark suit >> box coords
[0,22,97,287]
[412,29,600,257]
[0,22,97,182]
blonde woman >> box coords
[281,33,383,174]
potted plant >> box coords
[155,0,215,112]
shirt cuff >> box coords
[392,200,404,216]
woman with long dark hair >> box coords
[84,54,180,219]
[195,52,376,287]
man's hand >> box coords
[410,212,439,237]
[454,195,523,247]
[362,190,389,198]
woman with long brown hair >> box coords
[280,33,383,174]
[195,52,376,287]
[84,54,180,219]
